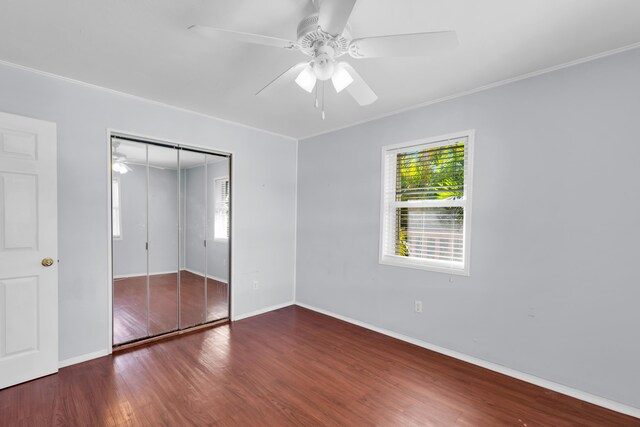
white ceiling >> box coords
[2,0,640,139]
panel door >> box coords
[0,112,57,389]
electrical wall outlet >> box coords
[414,300,423,313]
[252,280,259,290]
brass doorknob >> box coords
[41,258,54,267]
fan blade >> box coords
[256,62,309,97]
[349,31,458,58]
[189,25,298,50]
[340,63,377,105]
[317,0,357,36]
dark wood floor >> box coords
[113,270,228,344]
[1,306,637,426]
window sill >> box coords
[379,255,469,276]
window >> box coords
[214,176,230,240]
[380,130,474,275]
[112,177,122,239]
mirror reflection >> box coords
[112,139,148,344]
[148,144,179,336]
[205,153,230,321]
[180,150,206,328]
[111,138,230,346]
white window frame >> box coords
[213,176,230,241]
[112,177,122,240]
[379,130,474,276]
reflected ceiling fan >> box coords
[189,0,458,119]
[112,142,132,174]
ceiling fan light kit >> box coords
[295,64,317,93]
[331,63,354,93]
[190,0,458,119]
[112,162,130,174]
[112,141,133,174]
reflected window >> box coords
[214,176,229,240]
[112,177,122,239]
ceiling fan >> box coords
[189,0,458,118]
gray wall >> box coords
[147,165,180,275]
[184,161,230,282]
[112,164,146,277]
[0,61,297,362]
[296,48,640,408]
[114,159,228,281]
[206,161,230,282]
[112,164,180,277]
[185,164,206,277]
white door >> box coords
[0,112,57,389]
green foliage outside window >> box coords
[395,143,465,257]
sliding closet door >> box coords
[206,154,230,321]
[181,150,207,328]
[112,140,149,345]
[147,145,179,336]
[113,138,231,346]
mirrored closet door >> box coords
[148,144,180,337]
[111,136,230,346]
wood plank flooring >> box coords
[113,270,228,344]
[1,306,638,426]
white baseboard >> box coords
[113,269,228,284]
[232,301,294,321]
[295,302,640,420]
[58,348,111,369]
[183,268,228,284]
[113,270,178,279]
[56,302,291,368]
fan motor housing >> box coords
[297,13,351,57]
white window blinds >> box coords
[380,131,474,275]
[214,177,230,240]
